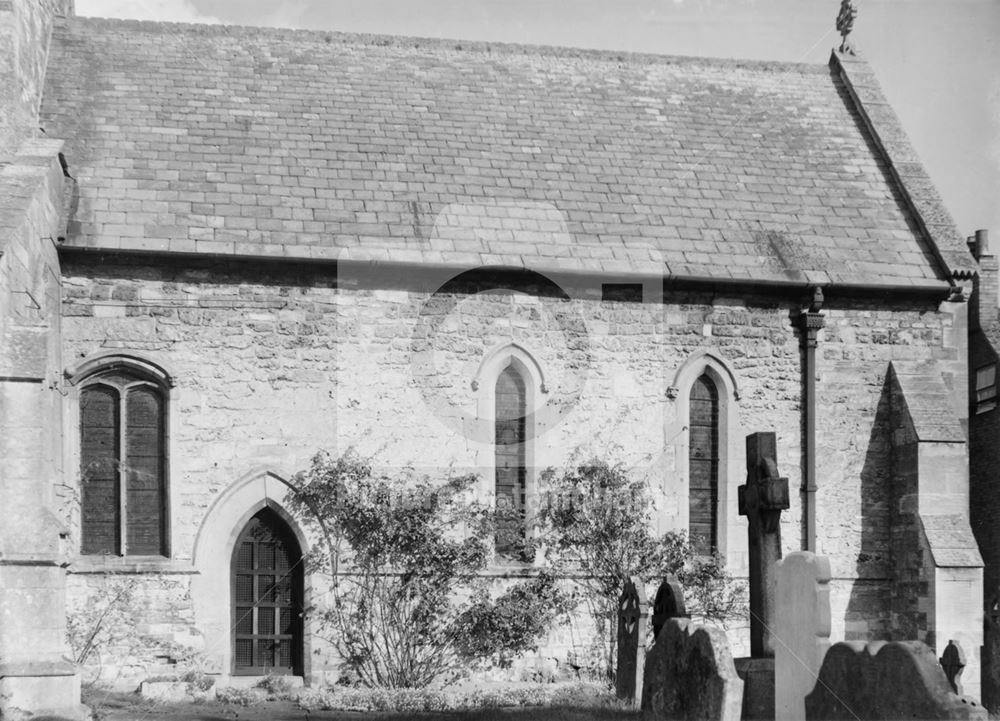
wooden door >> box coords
[232,509,303,675]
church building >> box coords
[0,1,987,717]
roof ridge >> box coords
[60,16,828,73]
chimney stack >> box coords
[970,229,997,330]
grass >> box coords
[345,711,638,720]
[83,687,640,721]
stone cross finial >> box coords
[739,432,790,657]
[940,640,966,695]
[836,0,859,55]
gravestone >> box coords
[774,552,832,721]
[735,432,789,721]
[940,640,967,696]
[651,576,688,640]
[616,576,650,705]
[805,640,986,720]
[738,432,789,657]
[642,617,743,721]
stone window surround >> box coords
[668,350,747,571]
[975,362,998,415]
[473,342,547,566]
[63,350,179,570]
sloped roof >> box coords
[39,18,968,288]
[890,361,966,443]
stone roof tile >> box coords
[39,18,963,288]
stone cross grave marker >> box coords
[940,640,967,696]
[738,431,790,657]
[616,576,649,705]
[651,576,688,640]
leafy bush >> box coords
[288,450,564,688]
[537,459,746,676]
[456,570,572,667]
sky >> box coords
[74,0,1000,246]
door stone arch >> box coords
[191,470,312,680]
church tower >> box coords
[0,1,87,718]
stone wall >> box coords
[820,299,968,643]
[0,0,73,157]
[885,363,983,699]
[59,257,802,571]
[65,572,198,689]
[0,5,82,718]
[55,254,972,680]
[0,139,88,717]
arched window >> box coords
[495,364,527,553]
[79,365,168,556]
[688,373,720,555]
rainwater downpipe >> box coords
[800,287,825,552]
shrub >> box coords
[456,570,572,667]
[537,459,746,676]
[288,450,564,688]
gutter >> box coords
[57,245,956,304]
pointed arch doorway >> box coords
[231,508,304,675]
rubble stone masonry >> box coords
[58,254,966,678]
